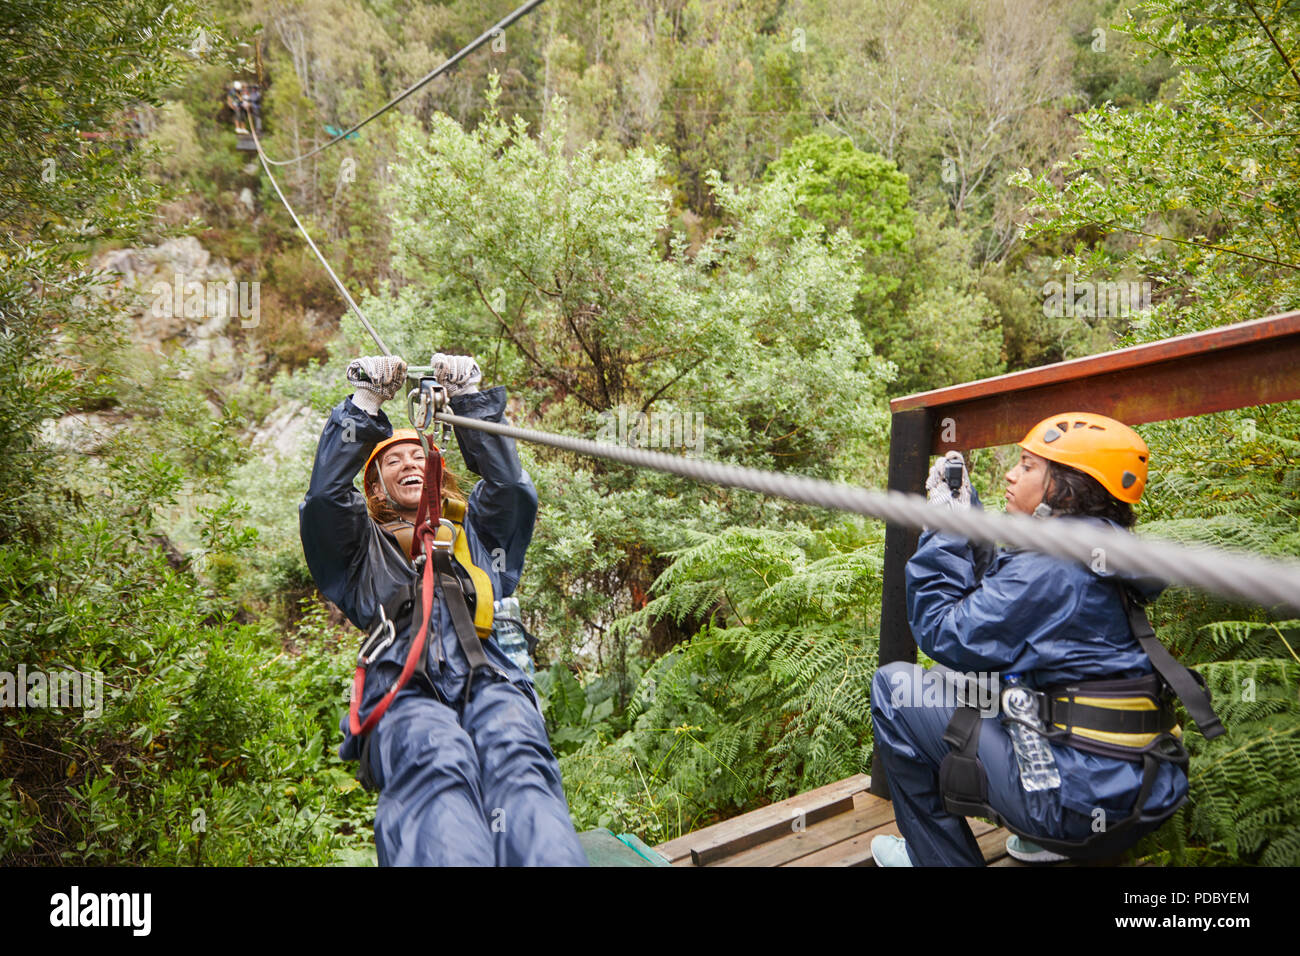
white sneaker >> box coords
[1005,834,1068,863]
[871,834,913,867]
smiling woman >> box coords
[298,353,587,867]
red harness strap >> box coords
[348,443,444,738]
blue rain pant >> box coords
[365,672,588,867]
[871,662,1170,866]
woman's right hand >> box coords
[347,355,407,415]
[926,451,972,509]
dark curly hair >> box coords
[1043,460,1136,528]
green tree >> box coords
[0,0,378,867]
[766,135,1003,393]
[0,0,214,535]
[309,79,892,670]
[1013,0,1300,338]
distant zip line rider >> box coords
[299,352,587,866]
[870,412,1223,866]
[226,80,249,134]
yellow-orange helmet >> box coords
[1018,412,1149,504]
[363,429,425,483]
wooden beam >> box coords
[688,795,856,866]
[889,311,1300,453]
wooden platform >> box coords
[653,774,1025,866]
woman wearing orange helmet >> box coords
[299,353,586,866]
[870,413,1201,866]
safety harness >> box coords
[938,585,1225,861]
[380,498,494,640]
[347,439,498,789]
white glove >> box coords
[429,352,482,398]
[347,355,407,416]
[926,451,972,509]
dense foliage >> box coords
[0,0,374,865]
[2,0,1296,866]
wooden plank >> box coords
[886,311,1300,454]
[653,773,870,864]
[689,794,856,866]
[786,819,904,867]
[785,816,1002,867]
[977,825,1013,864]
[714,792,897,867]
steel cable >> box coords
[433,410,1300,616]
[256,0,547,167]
[246,117,392,353]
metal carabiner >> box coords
[430,517,457,552]
[406,380,432,432]
[358,604,397,667]
[413,517,457,558]
[405,377,449,444]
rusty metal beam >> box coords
[890,311,1300,453]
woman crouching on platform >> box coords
[869,413,1220,866]
[299,352,587,866]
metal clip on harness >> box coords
[358,604,397,667]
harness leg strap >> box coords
[939,706,990,819]
[938,705,1187,861]
[432,548,495,709]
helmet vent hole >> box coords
[1074,421,1088,428]
[1056,421,1069,431]
[1138,454,1147,462]
[1043,427,1062,443]
[1122,470,1137,489]
[1089,425,1104,430]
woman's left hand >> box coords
[429,352,482,398]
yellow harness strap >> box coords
[436,498,495,640]
[1051,693,1183,751]
[382,500,495,640]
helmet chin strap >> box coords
[376,468,398,512]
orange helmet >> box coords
[1018,412,1149,504]
[363,429,425,484]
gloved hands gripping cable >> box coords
[429,352,482,398]
[347,355,408,416]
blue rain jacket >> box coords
[301,387,536,719]
[905,506,1188,820]
[299,387,587,866]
